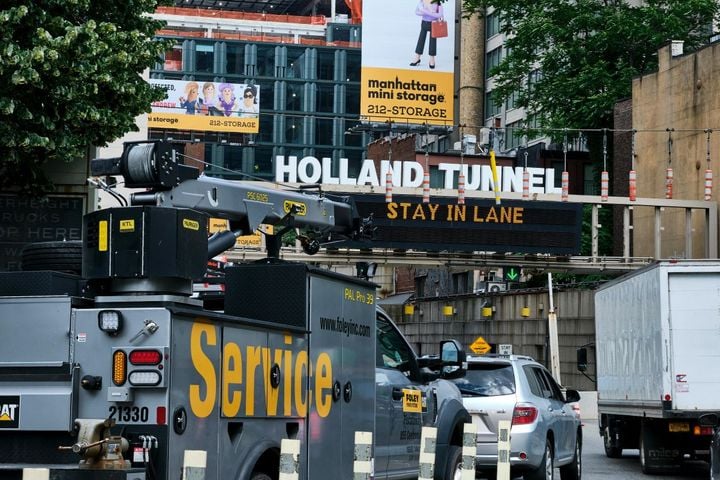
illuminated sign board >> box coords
[361,0,455,125]
[148,79,259,133]
[338,194,583,254]
[275,156,564,194]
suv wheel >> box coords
[525,439,553,480]
[560,433,581,480]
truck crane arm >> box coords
[91,140,373,258]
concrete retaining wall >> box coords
[386,288,598,392]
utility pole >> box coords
[547,272,561,383]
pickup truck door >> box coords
[375,313,429,479]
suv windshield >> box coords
[453,363,516,396]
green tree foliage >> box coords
[0,0,171,193]
[462,0,719,132]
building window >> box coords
[485,47,502,78]
[226,43,245,75]
[346,51,361,82]
[506,120,523,149]
[485,91,500,120]
[452,272,471,294]
[528,69,543,93]
[317,50,336,80]
[286,116,305,144]
[316,118,334,146]
[415,275,426,298]
[485,11,501,38]
[287,47,308,79]
[345,83,360,113]
[164,43,183,71]
[316,83,335,113]
[195,43,214,73]
[286,82,305,111]
[256,45,276,77]
[506,90,520,110]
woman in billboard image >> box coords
[218,83,240,116]
[200,82,222,116]
[410,0,444,69]
[178,81,201,114]
[238,86,259,117]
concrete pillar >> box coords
[458,7,484,139]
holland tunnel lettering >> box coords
[339,195,583,255]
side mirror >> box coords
[699,413,719,428]
[564,389,581,403]
[576,347,588,373]
[439,339,467,379]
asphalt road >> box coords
[476,420,710,479]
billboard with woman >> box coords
[148,79,260,133]
[361,0,456,126]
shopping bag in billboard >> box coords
[431,20,448,39]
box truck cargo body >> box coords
[594,261,720,473]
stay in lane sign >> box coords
[470,336,491,355]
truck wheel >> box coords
[560,432,582,480]
[250,473,272,480]
[603,425,622,458]
[443,444,462,480]
[525,439,553,480]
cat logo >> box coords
[283,200,307,216]
[0,396,19,428]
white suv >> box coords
[452,355,582,480]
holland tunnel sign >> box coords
[339,195,583,255]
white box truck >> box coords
[586,260,720,474]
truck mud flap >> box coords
[640,419,682,474]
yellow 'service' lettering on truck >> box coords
[183,219,200,231]
[99,220,108,252]
[190,323,217,418]
[294,351,309,417]
[315,353,333,418]
[222,342,242,417]
[190,323,334,419]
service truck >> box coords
[0,140,470,480]
[581,260,720,474]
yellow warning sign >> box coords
[402,389,422,413]
[470,336,491,355]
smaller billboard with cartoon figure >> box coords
[148,79,260,133]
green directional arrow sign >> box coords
[505,266,521,282]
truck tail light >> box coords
[694,425,714,436]
[128,370,162,386]
[512,403,538,426]
[129,349,162,365]
[113,350,127,386]
[157,406,167,425]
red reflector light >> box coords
[129,350,162,365]
[512,403,538,426]
[694,425,714,436]
[157,406,167,425]
[664,393,672,402]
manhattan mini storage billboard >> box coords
[339,195,583,255]
[361,0,455,125]
[148,79,260,133]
